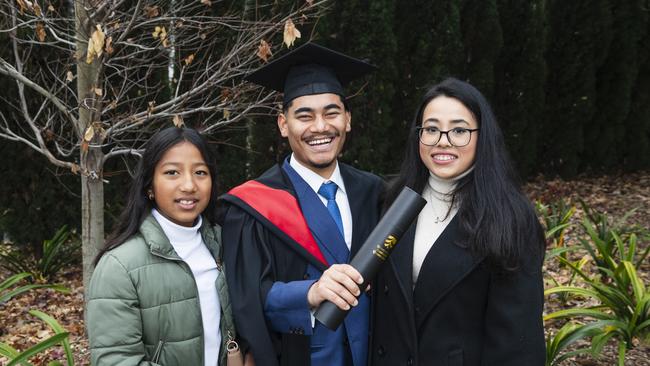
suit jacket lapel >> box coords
[412,216,483,329]
[282,161,350,264]
[340,165,364,256]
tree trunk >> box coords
[81,167,104,290]
[75,0,105,291]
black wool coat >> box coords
[370,216,546,366]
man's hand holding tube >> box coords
[307,264,364,311]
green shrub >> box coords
[0,273,73,366]
[0,226,80,281]
[545,254,650,365]
[0,272,68,304]
[545,321,602,366]
[536,198,576,248]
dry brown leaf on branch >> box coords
[257,40,272,62]
[152,26,169,47]
[66,70,74,82]
[104,36,114,55]
[32,2,42,16]
[220,88,232,102]
[283,19,301,48]
[147,101,156,116]
[143,5,160,18]
[47,4,55,12]
[86,24,105,63]
[306,0,314,5]
[71,163,80,174]
[223,108,231,119]
[16,0,28,14]
[93,88,102,96]
[44,129,55,141]
[184,54,195,66]
[172,115,184,127]
[83,125,95,142]
[35,22,46,42]
[152,26,162,39]
[200,0,212,6]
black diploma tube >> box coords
[314,186,427,330]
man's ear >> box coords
[345,110,352,132]
[278,113,289,137]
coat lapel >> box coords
[384,221,418,348]
[282,160,350,264]
[412,216,483,329]
[340,165,364,256]
[389,221,416,310]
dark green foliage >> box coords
[494,0,546,178]
[460,0,503,100]
[623,10,650,171]
[0,142,80,250]
[542,0,612,177]
[0,225,81,281]
[220,0,650,182]
[315,0,399,174]
[586,0,648,172]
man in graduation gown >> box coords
[219,43,383,366]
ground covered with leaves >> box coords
[1,172,649,365]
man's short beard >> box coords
[309,159,336,170]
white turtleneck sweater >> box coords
[152,209,221,366]
[412,169,472,285]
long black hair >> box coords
[385,78,544,271]
[94,127,219,264]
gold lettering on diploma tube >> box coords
[373,235,397,261]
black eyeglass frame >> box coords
[415,126,480,147]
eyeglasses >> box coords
[416,126,479,147]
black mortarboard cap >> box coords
[245,43,376,105]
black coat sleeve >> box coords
[222,204,280,366]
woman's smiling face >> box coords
[418,96,479,179]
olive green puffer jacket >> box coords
[86,215,235,366]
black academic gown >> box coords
[370,216,546,366]
[220,162,383,366]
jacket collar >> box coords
[140,214,220,261]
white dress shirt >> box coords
[289,154,353,250]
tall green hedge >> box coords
[232,0,650,182]
[541,0,612,177]
[493,0,546,178]
[586,0,648,172]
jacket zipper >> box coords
[152,340,164,363]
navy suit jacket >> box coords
[220,160,383,366]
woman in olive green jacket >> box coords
[86,128,241,366]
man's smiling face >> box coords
[278,93,351,178]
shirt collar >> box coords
[289,153,347,195]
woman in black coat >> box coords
[370,78,546,366]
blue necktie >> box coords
[318,181,344,237]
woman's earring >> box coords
[147,190,154,200]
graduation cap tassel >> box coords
[314,187,427,330]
